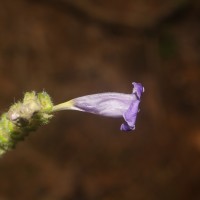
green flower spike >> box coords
[0,91,53,157]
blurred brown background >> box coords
[0,0,200,199]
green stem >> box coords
[52,100,74,112]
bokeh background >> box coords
[0,0,200,199]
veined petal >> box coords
[73,93,136,117]
[120,100,139,131]
[132,82,144,99]
[121,82,144,131]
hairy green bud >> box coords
[0,91,54,157]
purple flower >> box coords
[53,82,144,131]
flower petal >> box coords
[132,82,144,99]
[121,100,139,131]
[120,123,135,131]
[73,93,135,117]
[121,82,144,131]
